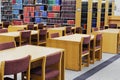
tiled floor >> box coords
[6,53,119,80]
[65,53,116,80]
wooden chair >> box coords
[0,23,2,29]
[27,24,34,30]
[38,23,44,29]
[109,24,117,28]
[19,30,31,46]
[0,41,16,50]
[32,29,47,46]
[50,33,59,38]
[3,21,10,28]
[75,27,82,33]
[92,27,98,32]
[31,52,62,80]
[90,33,102,64]
[65,26,73,35]
[0,29,8,33]
[0,55,31,80]
[80,36,91,70]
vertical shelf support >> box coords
[104,0,109,26]
[96,0,102,29]
[87,0,92,34]
[75,0,81,27]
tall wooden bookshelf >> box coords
[1,0,12,21]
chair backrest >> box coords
[76,27,82,33]
[38,23,44,29]
[0,29,8,33]
[66,27,72,33]
[92,27,98,32]
[50,33,59,38]
[82,36,91,54]
[27,24,34,30]
[46,52,61,67]
[0,23,2,29]
[4,55,31,75]
[109,24,117,28]
[21,30,31,39]
[96,33,102,47]
[0,41,16,50]
[3,21,10,28]
[20,30,31,46]
[38,29,47,41]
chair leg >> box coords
[14,74,17,80]
[87,54,90,67]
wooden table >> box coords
[47,27,76,38]
[96,29,120,54]
[47,34,94,71]
[0,30,38,44]
[0,45,65,80]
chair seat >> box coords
[4,77,13,80]
[31,67,59,79]
[95,46,101,49]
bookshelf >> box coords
[34,2,47,24]
[92,2,98,28]
[100,2,105,27]
[23,0,35,24]
[1,0,12,21]
[0,1,1,22]
[61,0,76,26]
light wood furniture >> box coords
[0,35,14,43]
[47,27,76,38]
[0,45,64,80]
[47,34,94,71]
[0,30,38,44]
[108,16,120,28]
[96,29,120,54]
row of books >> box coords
[48,13,60,18]
[62,1,76,5]
[24,7,35,12]
[61,7,75,11]
[35,11,47,17]
[61,13,75,19]
[48,5,60,11]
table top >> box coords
[0,45,64,62]
[9,25,27,28]
[97,29,120,34]
[52,34,94,42]
[0,30,38,37]
[48,27,76,30]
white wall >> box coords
[114,0,120,16]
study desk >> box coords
[0,30,38,43]
[47,27,76,37]
[96,29,120,54]
[47,34,94,71]
[0,45,65,80]
[8,25,27,32]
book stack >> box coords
[23,6,35,23]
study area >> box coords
[0,0,120,80]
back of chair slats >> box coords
[0,42,16,50]
[76,27,82,33]
[50,33,59,38]
[39,29,47,41]
[4,55,31,75]
[3,21,10,28]
[109,24,117,28]
[46,52,61,67]
[21,30,31,39]
[0,29,8,33]
[38,23,44,29]
[27,24,34,30]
